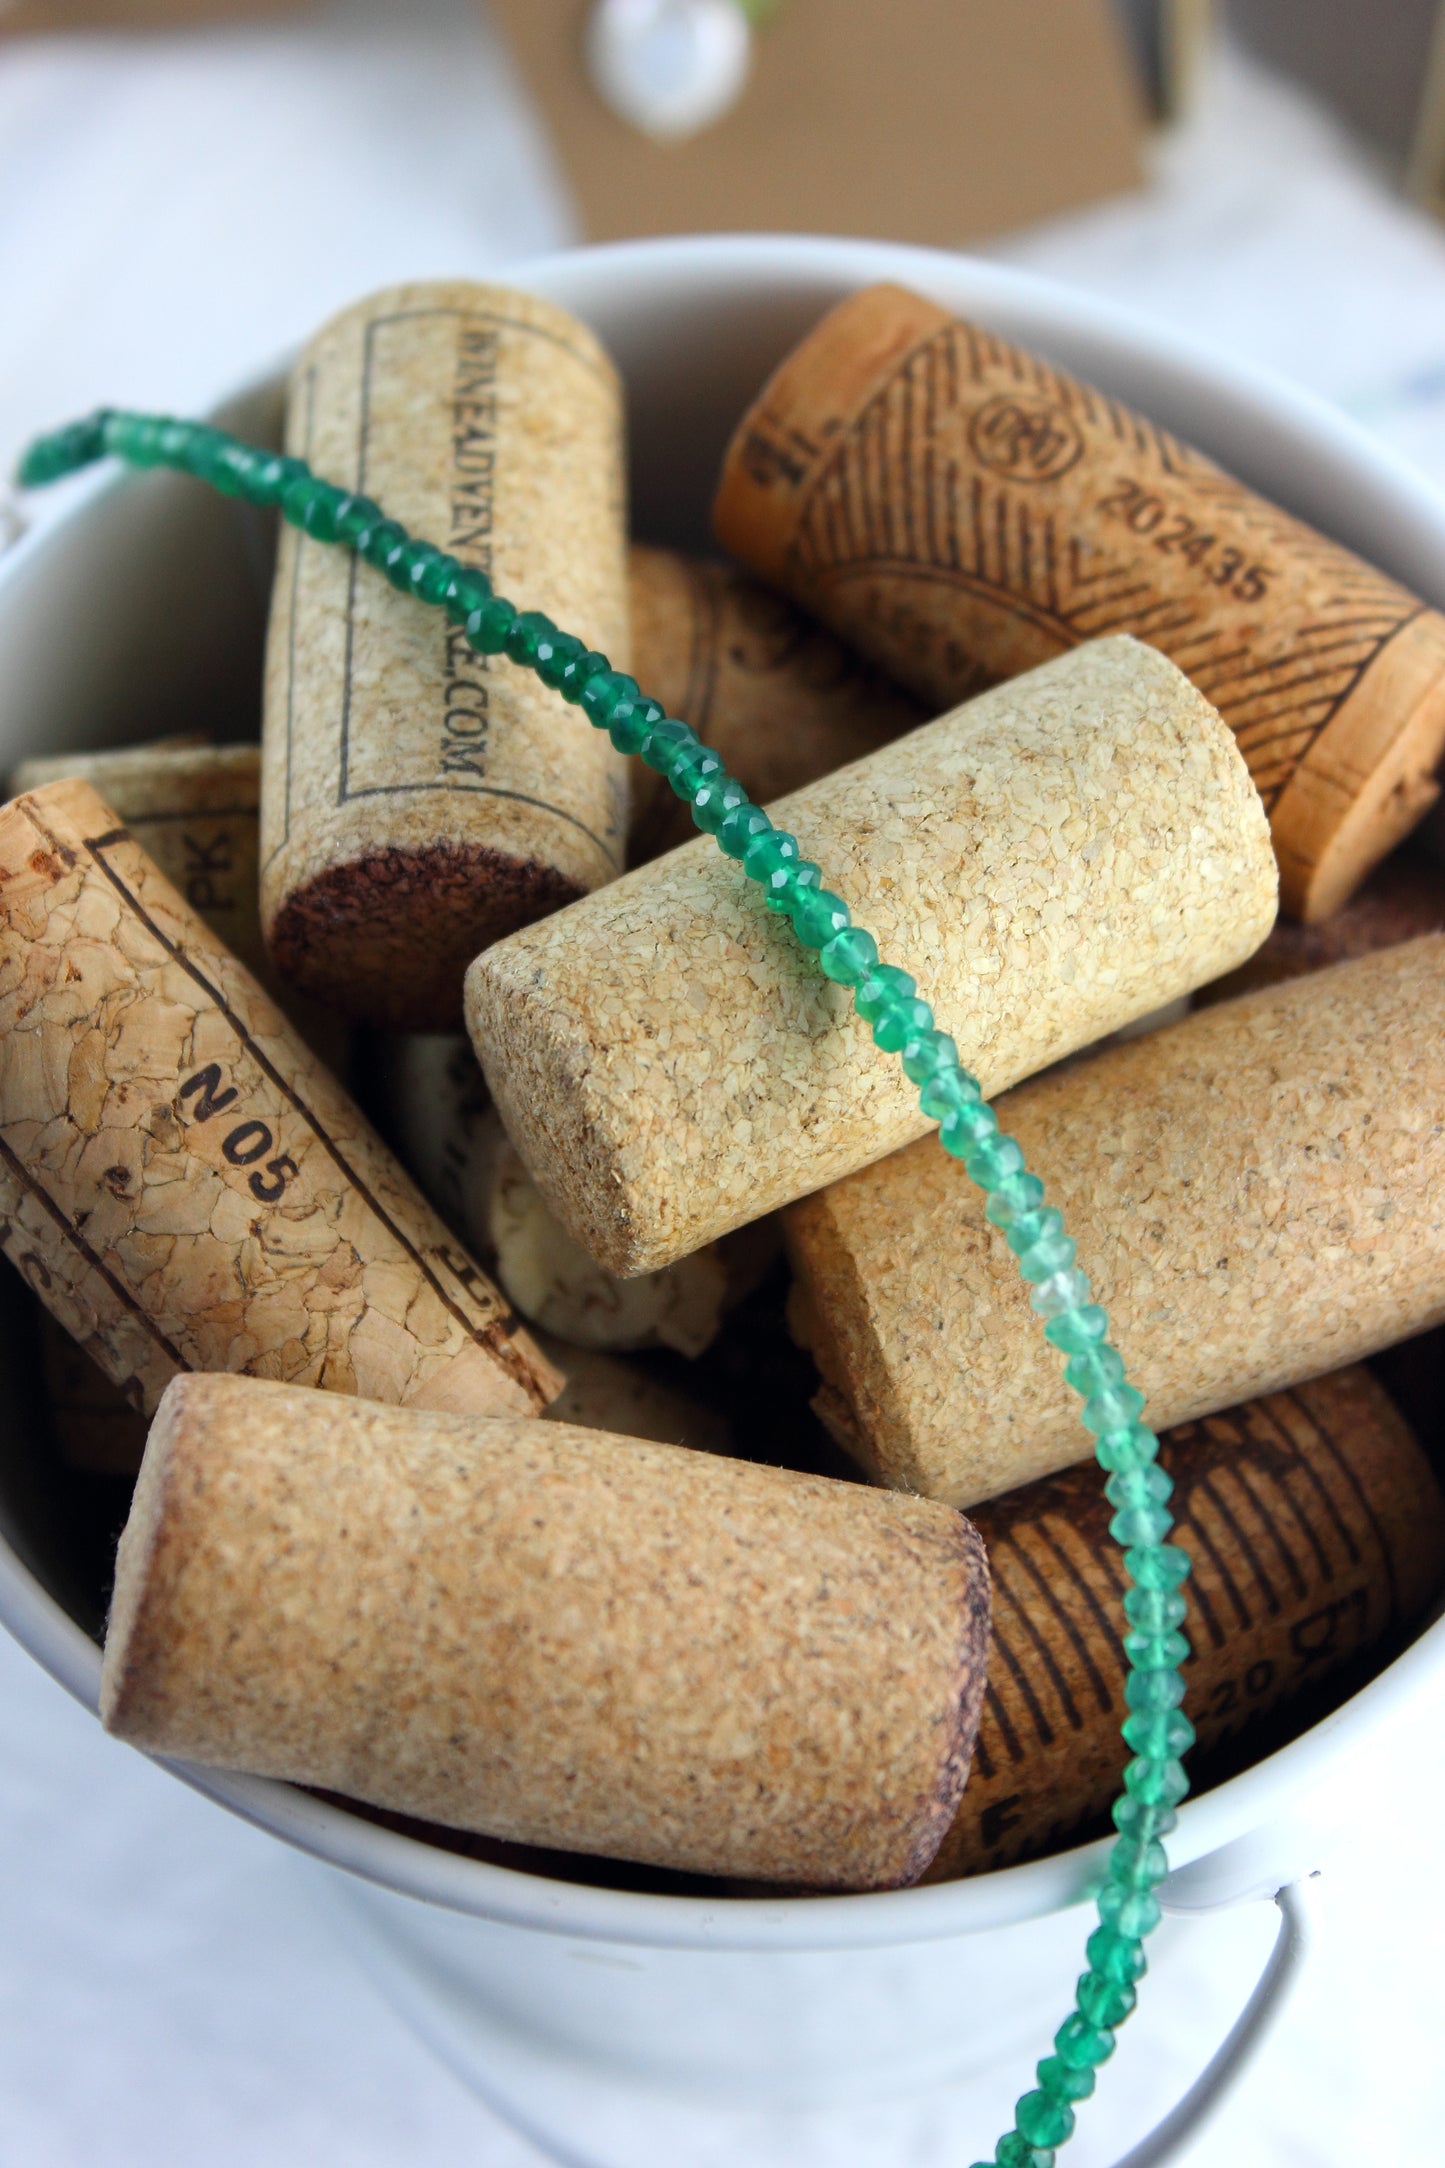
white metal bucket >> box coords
[0,235,1441,2166]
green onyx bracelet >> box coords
[17,406,1196,2168]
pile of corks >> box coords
[3,279,1445,1895]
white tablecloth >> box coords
[2,13,1444,2162]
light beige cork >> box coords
[378,1031,774,1353]
[101,1371,990,1889]
[466,637,1277,1278]
[10,739,345,1067]
[0,778,558,1421]
[786,934,1445,1508]
[627,544,925,862]
[927,1365,1445,1878]
[713,284,1445,923]
[261,280,631,1030]
[535,1333,732,1456]
[1197,848,1444,1006]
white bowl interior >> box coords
[0,234,1443,1953]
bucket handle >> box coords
[1112,1875,1322,2168]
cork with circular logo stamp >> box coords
[261,281,630,1030]
[714,283,1445,922]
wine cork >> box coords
[101,1370,990,1890]
[626,545,925,862]
[466,637,1277,1277]
[10,739,346,1068]
[536,1334,731,1456]
[378,1033,774,1353]
[0,778,558,1421]
[714,283,1445,922]
[928,1366,1445,1877]
[1197,848,1444,1006]
[786,935,1445,1507]
[261,280,631,1030]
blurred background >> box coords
[3,3,1445,2162]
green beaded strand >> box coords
[15,409,1197,2168]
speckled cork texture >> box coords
[627,544,925,861]
[10,739,345,1068]
[535,1333,731,1456]
[786,935,1445,1507]
[0,778,558,1421]
[713,283,1445,922]
[378,1032,773,1353]
[466,637,1277,1277]
[261,280,630,1030]
[1197,849,1444,1006]
[927,1366,1445,1878]
[101,1372,990,1889]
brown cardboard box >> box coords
[489,0,1145,245]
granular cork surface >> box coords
[786,935,1445,1506]
[466,637,1276,1277]
[714,283,1445,920]
[0,778,557,1420]
[261,280,630,1029]
[102,1373,990,1890]
[928,1366,1445,1877]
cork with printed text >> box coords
[714,283,1445,921]
[262,281,630,1029]
[0,778,558,1421]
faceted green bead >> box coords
[1095,1423,1161,1473]
[1123,1586,1188,1634]
[556,647,610,702]
[819,926,880,985]
[1014,2092,1074,2150]
[1121,1706,1195,1758]
[532,627,589,689]
[791,886,851,949]
[1123,1755,1189,1807]
[692,773,750,834]
[939,1102,999,1159]
[900,1028,958,1084]
[919,1065,983,1120]
[1132,1527,1185,1594]
[1053,2012,1116,2070]
[1064,1344,1126,1396]
[443,565,494,621]
[1121,1626,1190,1673]
[986,1173,1047,1229]
[668,743,725,802]
[385,536,437,592]
[463,596,518,654]
[853,965,915,1023]
[360,518,406,571]
[405,548,458,605]
[505,609,559,667]
[1105,1464,1173,1512]
[1028,1265,1092,1318]
[1124,1665,1185,1714]
[718,803,772,859]
[995,2135,1055,2168]
[1082,1383,1148,1434]
[742,828,803,906]
[107,412,164,466]
[1096,1883,1162,1938]
[1017,1230,1078,1283]
[300,482,350,542]
[641,717,703,778]
[608,692,665,756]
[1085,1924,1148,1985]
[1003,1204,1062,1255]
[1043,1303,1110,1354]
[579,670,641,729]
[1110,1502,1174,1548]
[772,858,823,910]
[332,493,385,546]
[209,440,267,499]
[1108,1835,1169,1889]
[1112,1794,1178,1842]
[871,994,933,1053]
[1036,2053,1096,2105]
[19,410,110,484]
[1076,1969,1138,2029]
[967,1133,1027,1192]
